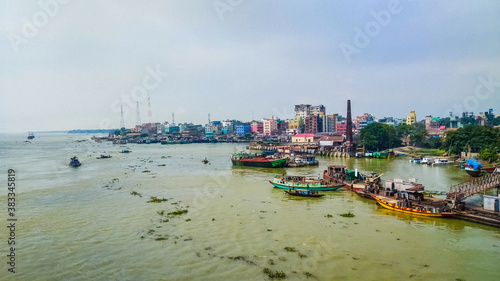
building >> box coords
[251,121,263,134]
[326,114,337,133]
[236,124,251,136]
[318,136,345,148]
[406,111,417,125]
[336,122,347,135]
[291,133,315,143]
[305,114,318,134]
[263,117,278,135]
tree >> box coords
[114,130,121,136]
[442,125,500,155]
[360,123,401,151]
[479,147,499,163]
[410,123,428,147]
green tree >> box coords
[442,125,500,155]
[360,123,401,151]
[410,123,428,147]
[479,147,499,163]
[114,130,121,136]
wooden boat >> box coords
[284,189,324,197]
[231,152,288,168]
[97,155,112,159]
[482,166,500,173]
[372,195,454,217]
[69,156,82,167]
[269,176,343,191]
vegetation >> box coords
[130,191,142,197]
[479,147,499,163]
[167,209,188,216]
[441,125,500,155]
[360,123,401,151]
[147,196,168,203]
[263,268,286,279]
[340,212,355,218]
[284,247,296,252]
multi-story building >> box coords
[336,122,347,136]
[251,121,263,134]
[305,114,318,134]
[326,114,337,133]
[406,110,417,125]
[263,117,278,135]
[294,104,325,120]
[236,124,251,136]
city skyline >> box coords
[2,1,500,133]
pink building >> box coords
[336,123,347,135]
[263,117,278,135]
[251,123,263,133]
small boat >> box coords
[120,149,132,153]
[482,166,500,173]
[284,189,324,198]
[270,176,343,191]
[431,158,452,166]
[420,157,435,165]
[97,155,112,159]
[286,155,319,167]
[372,152,388,159]
[372,195,454,217]
[464,158,482,177]
[69,156,82,167]
[202,158,209,164]
[409,157,422,164]
[27,132,35,140]
[231,152,288,168]
[355,152,364,158]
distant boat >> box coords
[120,150,132,153]
[431,158,452,166]
[69,156,81,167]
[409,157,422,164]
[231,152,288,168]
[284,189,324,198]
[27,132,35,140]
[97,155,112,159]
[420,157,435,165]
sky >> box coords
[1,0,500,133]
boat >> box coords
[231,152,288,168]
[409,157,422,164]
[431,158,452,166]
[286,155,319,167]
[284,189,324,198]
[355,152,364,158]
[420,157,435,165]
[27,132,35,140]
[482,166,500,173]
[372,152,388,159]
[372,195,454,217]
[269,176,343,191]
[69,156,82,167]
[464,158,482,177]
[97,155,112,159]
[120,149,132,153]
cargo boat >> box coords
[372,195,454,217]
[269,176,343,191]
[231,152,288,168]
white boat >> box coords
[420,157,435,165]
[432,158,452,166]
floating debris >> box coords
[142,170,151,173]
[284,247,296,252]
[130,191,142,197]
[167,209,188,216]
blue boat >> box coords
[69,156,81,167]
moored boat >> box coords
[269,176,343,191]
[284,189,324,197]
[464,158,482,177]
[372,195,454,217]
[431,158,452,166]
[420,157,435,165]
[231,152,288,168]
[69,156,82,167]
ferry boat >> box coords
[269,176,343,191]
[372,195,454,217]
[69,156,82,167]
[231,152,288,168]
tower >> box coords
[172,112,175,125]
[346,100,354,155]
[147,92,152,124]
[120,105,125,129]
[136,101,141,126]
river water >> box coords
[0,133,499,280]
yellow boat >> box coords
[372,195,454,217]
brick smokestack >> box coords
[346,100,353,153]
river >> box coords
[0,133,498,280]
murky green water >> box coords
[0,133,499,280]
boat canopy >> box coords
[466,158,482,169]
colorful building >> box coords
[406,110,417,125]
[292,133,315,143]
[236,124,251,135]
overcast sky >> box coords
[1,0,500,133]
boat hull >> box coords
[231,158,287,168]
[465,168,482,177]
[284,190,324,197]
[270,180,343,191]
[372,195,454,217]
